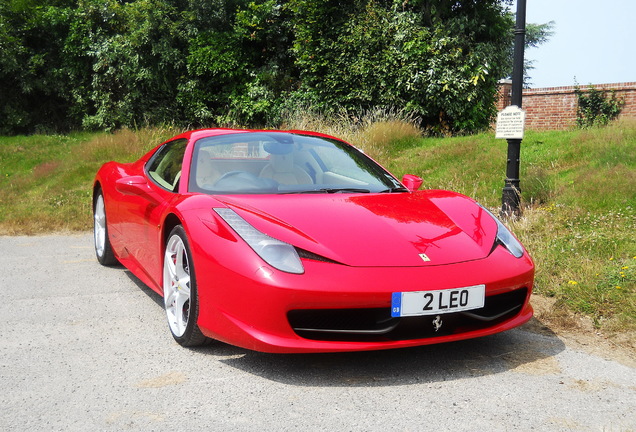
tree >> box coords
[522,20,555,87]
[63,0,192,130]
[0,0,76,133]
[0,0,527,134]
[288,0,514,133]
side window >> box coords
[146,139,187,192]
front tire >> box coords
[93,190,117,266]
[163,225,209,347]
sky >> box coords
[511,0,636,88]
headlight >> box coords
[479,205,525,258]
[214,208,304,274]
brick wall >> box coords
[496,81,636,130]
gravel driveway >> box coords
[1,234,634,431]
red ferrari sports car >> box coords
[93,128,534,353]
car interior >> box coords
[188,133,382,194]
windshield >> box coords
[188,132,404,194]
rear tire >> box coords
[93,190,118,266]
[163,225,209,347]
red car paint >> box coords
[94,128,534,353]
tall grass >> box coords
[280,107,422,161]
[0,127,180,233]
[0,118,633,341]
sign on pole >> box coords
[495,105,526,140]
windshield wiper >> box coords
[282,187,405,194]
[378,186,409,193]
[279,187,371,194]
[317,187,371,193]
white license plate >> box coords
[391,285,486,317]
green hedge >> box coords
[0,0,514,134]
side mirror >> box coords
[115,176,161,204]
[401,174,423,192]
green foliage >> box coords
[1,0,519,134]
[575,84,625,128]
[288,0,513,134]
[66,0,190,130]
[0,0,76,134]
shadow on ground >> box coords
[125,268,565,387]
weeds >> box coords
[508,205,635,333]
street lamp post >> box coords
[501,0,527,217]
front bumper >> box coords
[194,244,534,353]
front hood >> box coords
[215,191,498,267]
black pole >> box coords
[501,0,526,217]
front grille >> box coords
[287,287,528,342]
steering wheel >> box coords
[213,171,251,186]
[211,171,278,193]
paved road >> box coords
[1,234,634,431]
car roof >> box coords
[171,128,342,143]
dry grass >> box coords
[77,127,183,163]
[0,127,180,234]
[281,108,422,160]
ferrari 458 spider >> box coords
[93,128,534,353]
